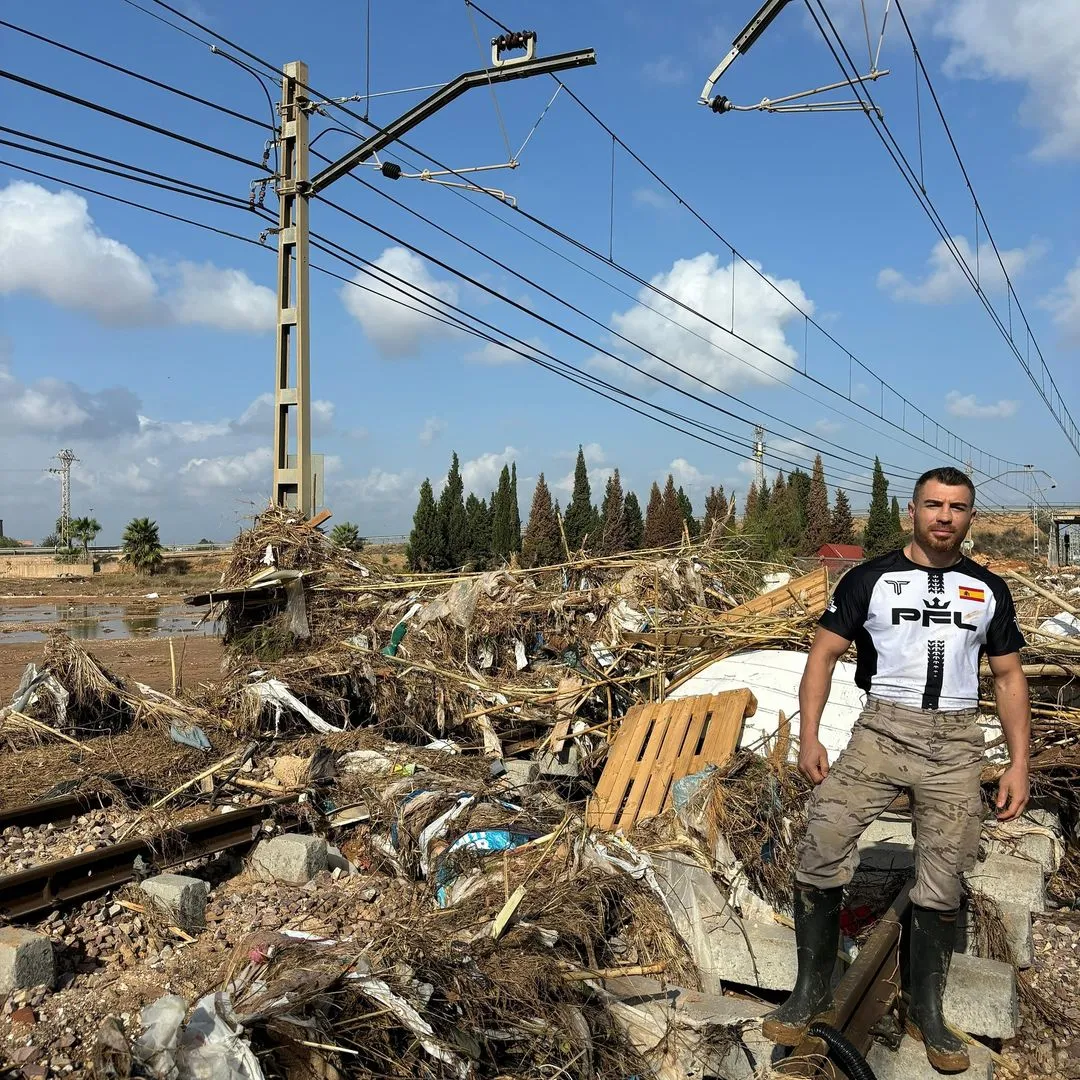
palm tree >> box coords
[70,516,102,562]
[122,517,164,574]
[330,522,365,552]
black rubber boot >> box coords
[904,906,970,1073]
[761,884,842,1046]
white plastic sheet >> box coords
[243,679,343,735]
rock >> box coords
[139,873,210,933]
[0,928,54,996]
[249,834,328,885]
[10,1005,35,1027]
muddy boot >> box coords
[904,906,969,1073]
[761,884,842,1046]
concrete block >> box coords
[712,914,807,993]
[943,951,1018,1039]
[139,873,210,933]
[0,928,54,996]
[857,815,915,872]
[958,900,1032,968]
[326,844,357,875]
[536,746,581,779]
[501,759,539,787]
[985,810,1061,874]
[866,1033,993,1080]
[966,852,1046,914]
[250,833,327,885]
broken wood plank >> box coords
[717,565,830,620]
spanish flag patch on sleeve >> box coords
[958,585,985,602]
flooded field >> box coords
[0,601,218,643]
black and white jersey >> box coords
[819,549,1025,711]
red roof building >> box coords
[817,543,864,571]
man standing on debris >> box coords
[763,467,1030,1073]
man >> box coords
[762,467,1030,1073]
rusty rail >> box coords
[0,796,299,920]
[0,791,114,832]
[784,882,912,1078]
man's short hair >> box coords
[913,467,975,504]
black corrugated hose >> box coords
[807,1022,878,1080]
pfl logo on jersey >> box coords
[891,596,978,631]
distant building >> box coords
[817,543,864,571]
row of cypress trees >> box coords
[406,448,903,571]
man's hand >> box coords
[995,764,1030,821]
[799,738,830,785]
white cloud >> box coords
[137,415,230,444]
[465,336,544,365]
[461,446,517,495]
[945,391,1019,419]
[0,181,157,323]
[340,246,460,357]
[340,467,415,501]
[418,417,445,446]
[814,418,843,435]
[669,458,710,493]
[0,356,141,438]
[932,0,1080,159]
[878,235,1041,304]
[642,56,688,85]
[1041,259,1080,345]
[179,446,272,489]
[0,182,275,331]
[558,442,608,466]
[163,262,275,333]
[228,393,334,435]
[597,252,813,391]
[632,188,672,211]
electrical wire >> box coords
[120,0,1028,484]
[0,18,272,130]
[0,69,268,172]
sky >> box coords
[1,0,1078,544]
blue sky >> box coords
[1,0,1078,543]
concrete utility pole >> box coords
[271,34,596,519]
[47,449,78,548]
[752,425,766,490]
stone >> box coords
[985,808,1062,875]
[535,746,581,779]
[249,833,328,885]
[958,900,1033,968]
[140,874,210,933]
[867,1033,993,1080]
[502,759,539,787]
[966,853,1047,914]
[857,815,915,872]
[10,1006,35,1027]
[0,928,54,996]
[943,951,1018,1039]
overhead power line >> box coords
[118,0,1030,486]
[804,0,1080,460]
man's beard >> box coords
[913,518,965,555]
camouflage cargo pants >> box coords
[796,696,986,910]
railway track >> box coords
[0,795,300,920]
[0,790,113,832]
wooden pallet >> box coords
[587,689,757,832]
[717,565,830,620]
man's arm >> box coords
[798,627,853,784]
[987,650,1030,821]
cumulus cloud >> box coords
[0,182,275,331]
[340,246,460,357]
[163,262,274,332]
[669,458,710,493]
[1040,258,1080,345]
[461,446,517,495]
[632,188,672,210]
[945,391,1019,419]
[136,393,334,447]
[339,467,415,502]
[878,236,1041,304]
[179,446,272,489]
[0,358,142,438]
[814,418,843,434]
[228,393,335,435]
[597,252,813,391]
[933,0,1080,159]
[418,417,445,445]
[642,56,688,85]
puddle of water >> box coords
[0,603,218,643]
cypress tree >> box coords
[437,452,469,567]
[624,491,644,550]
[509,463,522,554]
[703,486,729,536]
[743,482,760,531]
[522,473,561,567]
[890,496,905,545]
[564,446,596,551]
[830,489,856,545]
[643,482,664,547]
[788,469,811,536]
[677,486,699,538]
[600,470,628,554]
[491,465,514,559]
[407,479,444,571]
[805,454,831,555]
[863,457,893,556]
[767,471,788,552]
[465,494,491,567]
[660,474,684,545]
